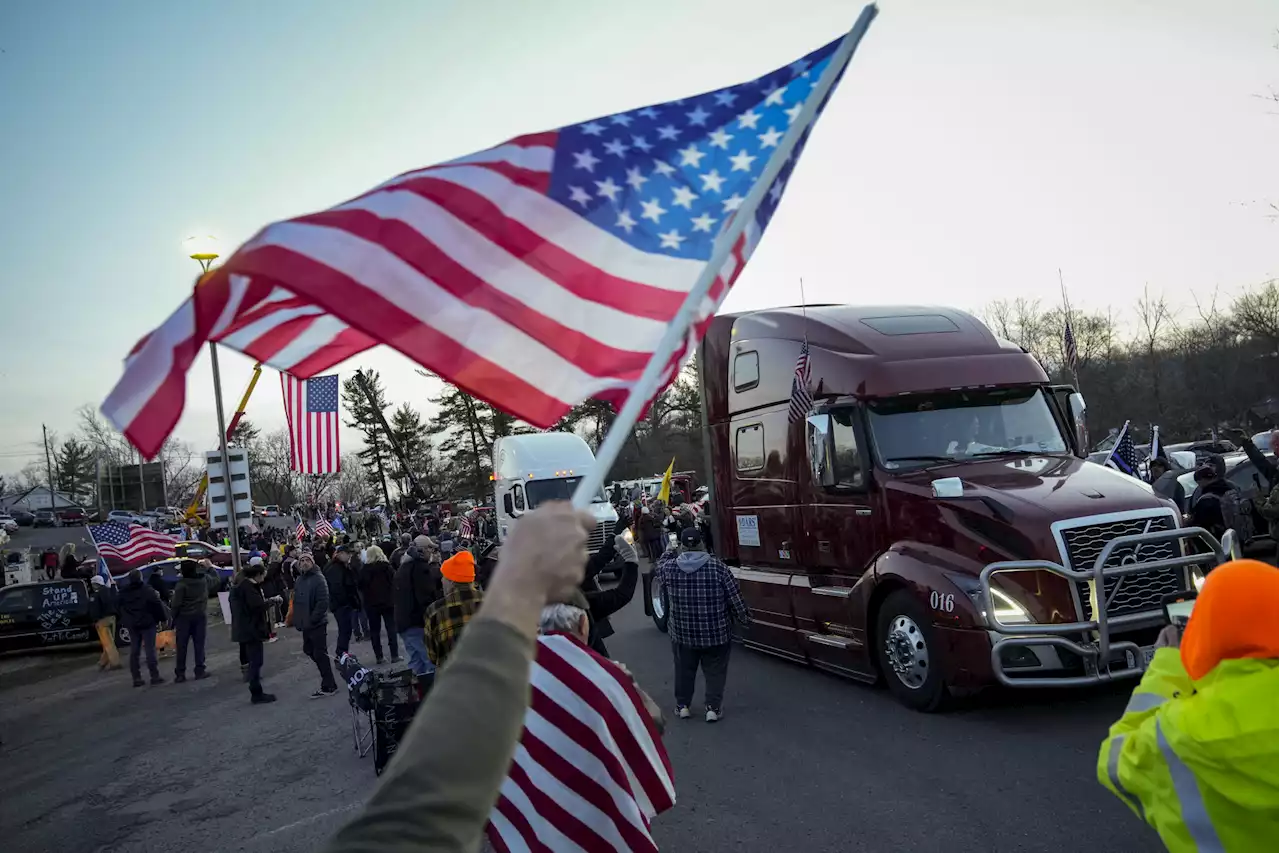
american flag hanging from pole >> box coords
[788,340,814,423]
[295,521,307,541]
[281,373,341,474]
[1105,421,1140,478]
[89,522,179,569]
[486,633,675,852]
[1063,316,1080,375]
[314,518,334,538]
[99,29,864,461]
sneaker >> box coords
[174,674,187,684]
[375,657,385,666]
[390,656,402,663]
[310,686,339,699]
[675,705,691,719]
[150,676,166,686]
[267,636,279,644]
[194,671,209,680]
[705,708,723,723]
[133,679,145,688]
[251,693,278,705]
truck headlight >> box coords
[990,587,1032,625]
[1190,566,1206,592]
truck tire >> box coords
[642,571,669,633]
[875,589,948,712]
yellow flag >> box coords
[657,458,675,504]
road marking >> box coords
[263,801,363,836]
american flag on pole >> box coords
[1105,421,1140,478]
[314,518,334,538]
[282,373,341,473]
[788,340,814,423]
[89,522,179,569]
[295,521,307,541]
[486,633,675,852]
[1063,316,1080,375]
[99,26,868,461]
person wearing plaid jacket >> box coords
[655,527,749,723]
[425,551,484,669]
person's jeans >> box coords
[366,606,398,661]
[173,613,207,677]
[244,640,265,696]
[672,641,731,710]
[334,606,355,655]
[646,537,665,561]
[400,627,436,677]
[95,617,120,669]
[129,625,159,681]
[301,625,337,690]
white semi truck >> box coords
[492,433,620,557]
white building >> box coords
[0,486,82,512]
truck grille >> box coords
[1061,514,1180,618]
[587,521,609,554]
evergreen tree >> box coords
[54,437,97,501]
[341,369,396,508]
[388,403,433,496]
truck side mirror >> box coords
[1068,392,1088,458]
[806,414,836,487]
[512,484,526,513]
[502,493,514,516]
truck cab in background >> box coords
[683,304,1221,711]
[492,432,620,559]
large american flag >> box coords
[487,634,675,852]
[788,339,814,423]
[89,522,179,568]
[282,372,341,473]
[314,518,335,538]
[99,26,870,461]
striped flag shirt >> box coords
[787,340,813,423]
[89,522,179,568]
[282,373,341,473]
[487,633,675,853]
[99,30,866,461]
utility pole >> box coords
[42,425,56,511]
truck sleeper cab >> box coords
[684,305,1219,711]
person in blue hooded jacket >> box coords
[654,527,749,723]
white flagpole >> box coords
[571,4,880,509]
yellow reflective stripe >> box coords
[1124,691,1168,715]
[1155,719,1225,852]
[1106,735,1146,821]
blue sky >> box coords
[0,0,1275,475]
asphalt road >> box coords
[0,563,1164,853]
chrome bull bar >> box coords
[978,527,1224,688]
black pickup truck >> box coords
[0,579,125,653]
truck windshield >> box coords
[867,386,1068,469]
[525,477,606,507]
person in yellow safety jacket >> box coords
[1098,558,1278,852]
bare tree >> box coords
[1133,286,1175,419]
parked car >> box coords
[107,510,144,525]
[261,505,281,517]
[0,515,18,533]
[119,556,229,594]
[1165,439,1238,466]
[32,510,59,528]
[1177,451,1276,514]
[0,579,127,652]
[57,507,87,525]
[173,540,235,568]
[10,509,35,527]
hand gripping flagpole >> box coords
[571,3,879,509]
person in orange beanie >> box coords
[1098,559,1278,852]
[424,551,484,669]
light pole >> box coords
[185,235,242,579]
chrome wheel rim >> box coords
[884,614,929,689]
[652,593,665,620]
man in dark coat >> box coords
[292,552,338,697]
[169,559,210,682]
[323,546,360,656]
[582,534,640,658]
[394,535,441,677]
[117,568,165,687]
[229,562,280,704]
[358,544,399,664]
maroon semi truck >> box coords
[643,305,1223,711]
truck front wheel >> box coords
[642,571,669,633]
[876,590,948,712]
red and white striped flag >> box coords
[314,518,334,538]
[89,522,180,569]
[97,30,867,461]
[487,633,675,852]
[281,372,341,473]
[295,521,307,541]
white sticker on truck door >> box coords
[736,514,760,547]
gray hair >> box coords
[539,603,587,636]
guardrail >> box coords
[977,526,1223,688]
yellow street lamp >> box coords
[184,234,221,274]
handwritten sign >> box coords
[41,584,80,610]
[40,628,90,644]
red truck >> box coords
[643,305,1223,711]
